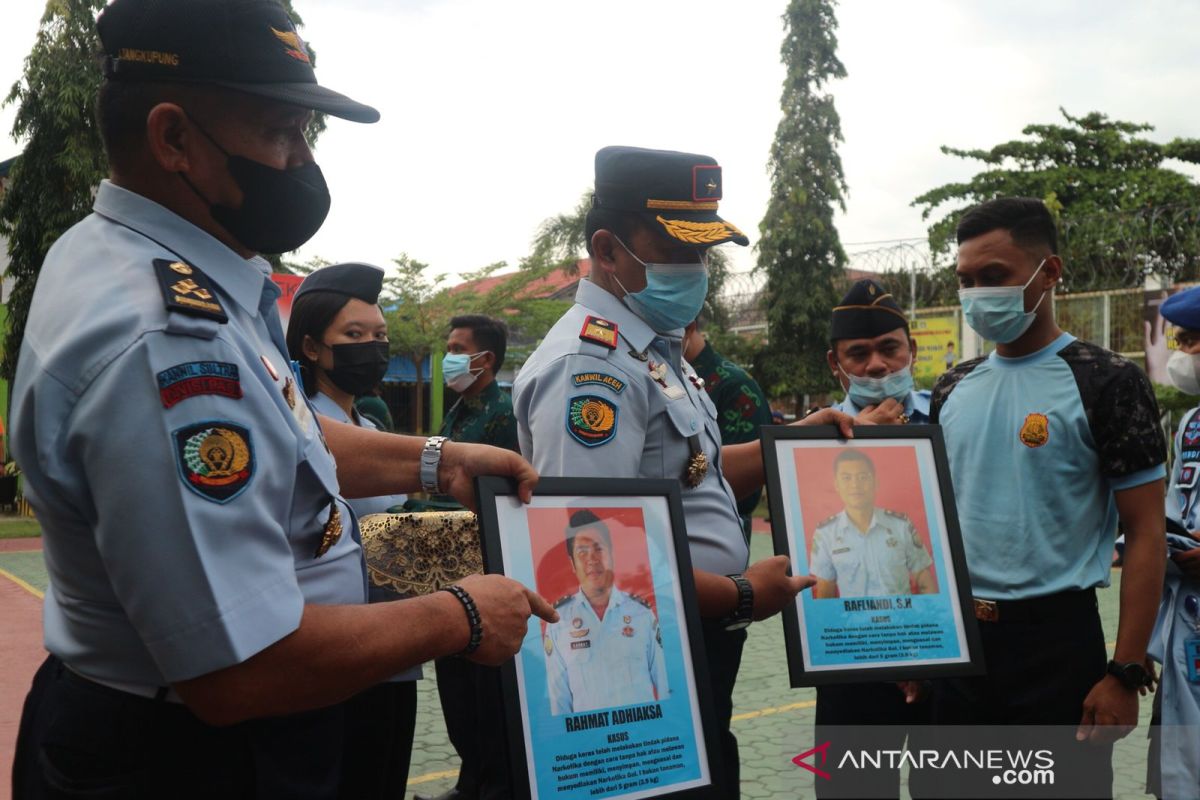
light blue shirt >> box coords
[834,390,930,424]
[1147,536,1200,800]
[514,280,748,575]
[10,181,366,686]
[309,391,406,517]
[810,509,933,598]
[934,333,1165,599]
[544,587,669,715]
[308,390,418,682]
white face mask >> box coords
[1167,350,1200,395]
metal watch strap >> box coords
[421,435,448,494]
[722,574,754,631]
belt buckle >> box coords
[973,598,999,622]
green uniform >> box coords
[688,341,772,531]
[354,394,394,432]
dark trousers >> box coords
[813,682,931,799]
[435,657,512,799]
[14,655,344,799]
[701,620,748,800]
[339,681,418,800]
[927,591,1113,798]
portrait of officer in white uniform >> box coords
[811,450,938,599]
[543,510,669,715]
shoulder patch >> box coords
[173,420,254,503]
[572,372,626,394]
[579,315,618,349]
[153,259,228,323]
[157,361,242,408]
[567,395,618,447]
[554,594,574,608]
[628,593,652,609]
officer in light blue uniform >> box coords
[9,1,552,795]
[827,279,930,425]
[543,510,667,716]
[810,509,933,598]
[515,146,845,798]
[1145,287,1200,800]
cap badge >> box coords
[270,26,311,64]
[655,215,743,245]
[692,165,722,201]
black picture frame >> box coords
[761,424,984,687]
[475,475,725,800]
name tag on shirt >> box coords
[1186,638,1200,684]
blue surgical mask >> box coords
[610,235,708,333]
[838,359,914,406]
[442,351,487,392]
[958,259,1049,344]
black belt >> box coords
[972,588,1097,624]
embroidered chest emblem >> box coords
[1019,413,1050,448]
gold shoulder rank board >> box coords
[153,259,228,323]
[579,315,618,349]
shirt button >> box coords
[690,419,697,431]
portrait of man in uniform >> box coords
[810,449,938,599]
[541,509,669,715]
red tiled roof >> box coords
[449,259,591,299]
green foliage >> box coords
[914,109,1200,292]
[382,255,572,430]
[0,0,109,383]
[755,0,848,399]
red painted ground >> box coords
[0,572,45,799]
[0,538,41,553]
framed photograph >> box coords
[761,425,983,686]
[475,476,723,800]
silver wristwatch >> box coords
[420,436,448,494]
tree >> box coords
[755,0,849,400]
[0,0,321,381]
[913,109,1200,292]
[382,255,573,432]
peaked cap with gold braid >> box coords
[830,279,911,340]
[592,146,749,247]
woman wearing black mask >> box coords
[287,262,415,800]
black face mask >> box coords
[180,115,331,255]
[324,341,389,397]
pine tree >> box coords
[755,0,848,400]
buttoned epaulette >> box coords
[628,593,652,610]
[882,509,912,523]
[554,594,574,609]
[577,315,618,358]
[153,258,227,340]
[815,513,839,528]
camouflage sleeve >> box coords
[1059,343,1166,481]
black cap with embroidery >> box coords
[593,146,749,247]
[295,263,384,304]
[830,279,910,340]
[97,0,379,123]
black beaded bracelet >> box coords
[441,584,483,655]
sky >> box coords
[2,0,1198,283]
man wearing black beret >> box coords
[826,279,929,425]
